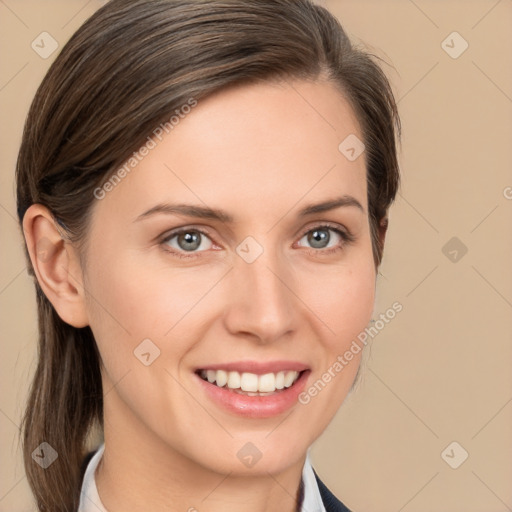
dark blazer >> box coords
[81,452,352,512]
[313,469,352,511]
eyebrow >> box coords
[135,195,365,224]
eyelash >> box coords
[159,223,355,260]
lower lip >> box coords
[195,370,310,419]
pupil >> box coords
[308,229,329,249]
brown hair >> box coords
[16,0,400,509]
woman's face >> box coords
[82,78,376,475]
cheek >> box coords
[83,250,228,361]
[82,254,215,426]
[298,257,376,351]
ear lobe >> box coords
[22,204,89,328]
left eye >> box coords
[297,227,344,250]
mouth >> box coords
[195,368,305,396]
[194,364,311,418]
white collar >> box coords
[78,443,106,512]
[79,443,326,512]
[302,448,328,512]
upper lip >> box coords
[196,361,310,375]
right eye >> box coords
[161,228,215,258]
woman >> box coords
[16,0,401,510]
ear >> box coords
[22,204,89,328]
[377,215,389,261]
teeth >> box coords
[199,369,301,392]
[241,372,259,392]
[227,371,241,389]
[215,370,228,387]
[275,372,285,389]
[284,370,297,387]
[257,373,275,392]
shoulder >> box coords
[312,468,353,512]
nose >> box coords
[222,245,297,344]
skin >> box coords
[24,78,385,512]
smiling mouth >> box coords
[195,369,305,396]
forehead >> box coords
[94,79,367,226]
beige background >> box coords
[1,0,511,510]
